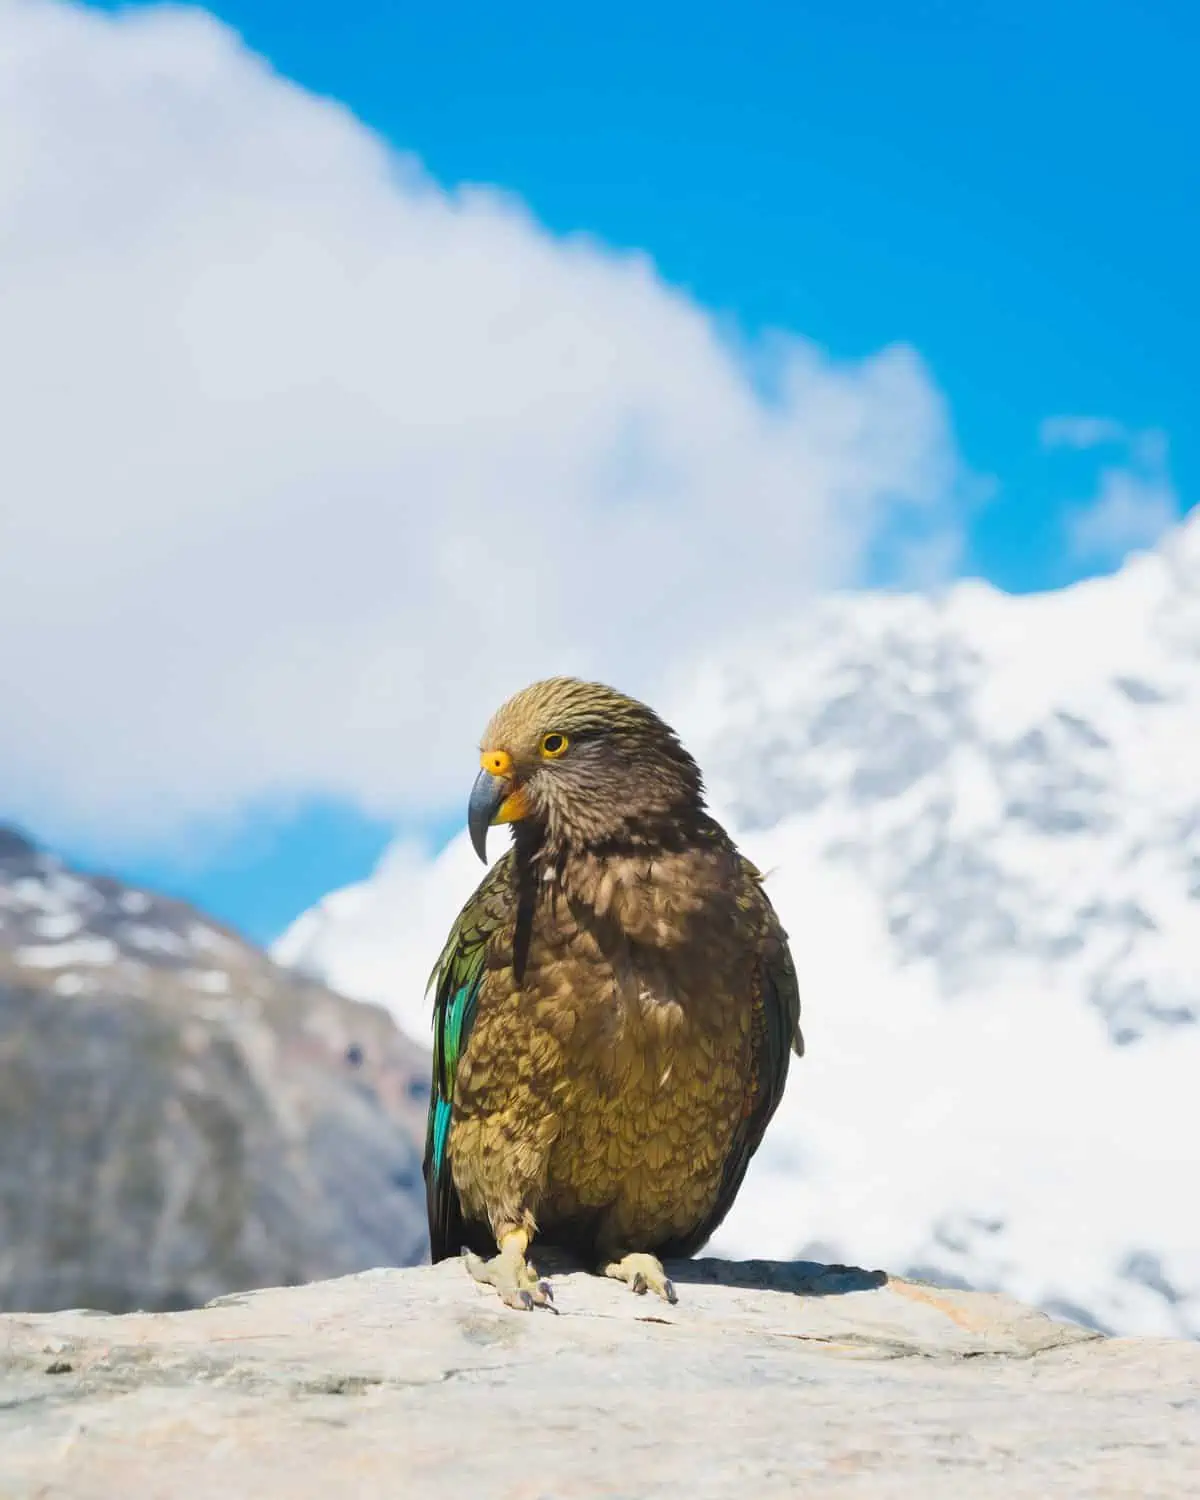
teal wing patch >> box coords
[423,854,513,1261]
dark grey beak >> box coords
[468,768,509,863]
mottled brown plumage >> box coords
[423,678,803,1308]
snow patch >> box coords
[121,924,189,958]
[32,911,83,941]
[186,969,231,994]
[16,937,118,968]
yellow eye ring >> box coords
[540,732,569,759]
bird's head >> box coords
[467,677,705,861]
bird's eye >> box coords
[540,732,569,759]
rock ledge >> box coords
[2,1258,1198,1498]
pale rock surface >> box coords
[2,1259,1197,1498]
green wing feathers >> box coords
[423,855,512,1262]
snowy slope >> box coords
[275,511,1200,1338]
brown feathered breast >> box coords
[445,823,797,1260]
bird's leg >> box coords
[463,1227,556,1312]
[603,1251,678,1305]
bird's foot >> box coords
[603,1252,678,1305]
[463,1232,556,1313]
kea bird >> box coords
[423,678,803,1309]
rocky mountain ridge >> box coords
[0,826,430,1312]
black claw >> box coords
[537,1280,555,1302]
[663,1279,678,1305]
[631,1272,648,1295]
[516,1290,535,1311]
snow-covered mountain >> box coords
[275,510,1200,1339]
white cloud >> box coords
[1045,418,1181,564]
[0,0,964,850]
[1067,468,1179,562]
[1041,415,1171,476]
[1040,415,1129,450]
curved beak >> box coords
[468,768,509,863]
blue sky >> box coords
[8,0,1198,941]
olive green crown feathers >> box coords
[468,677,707,859]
